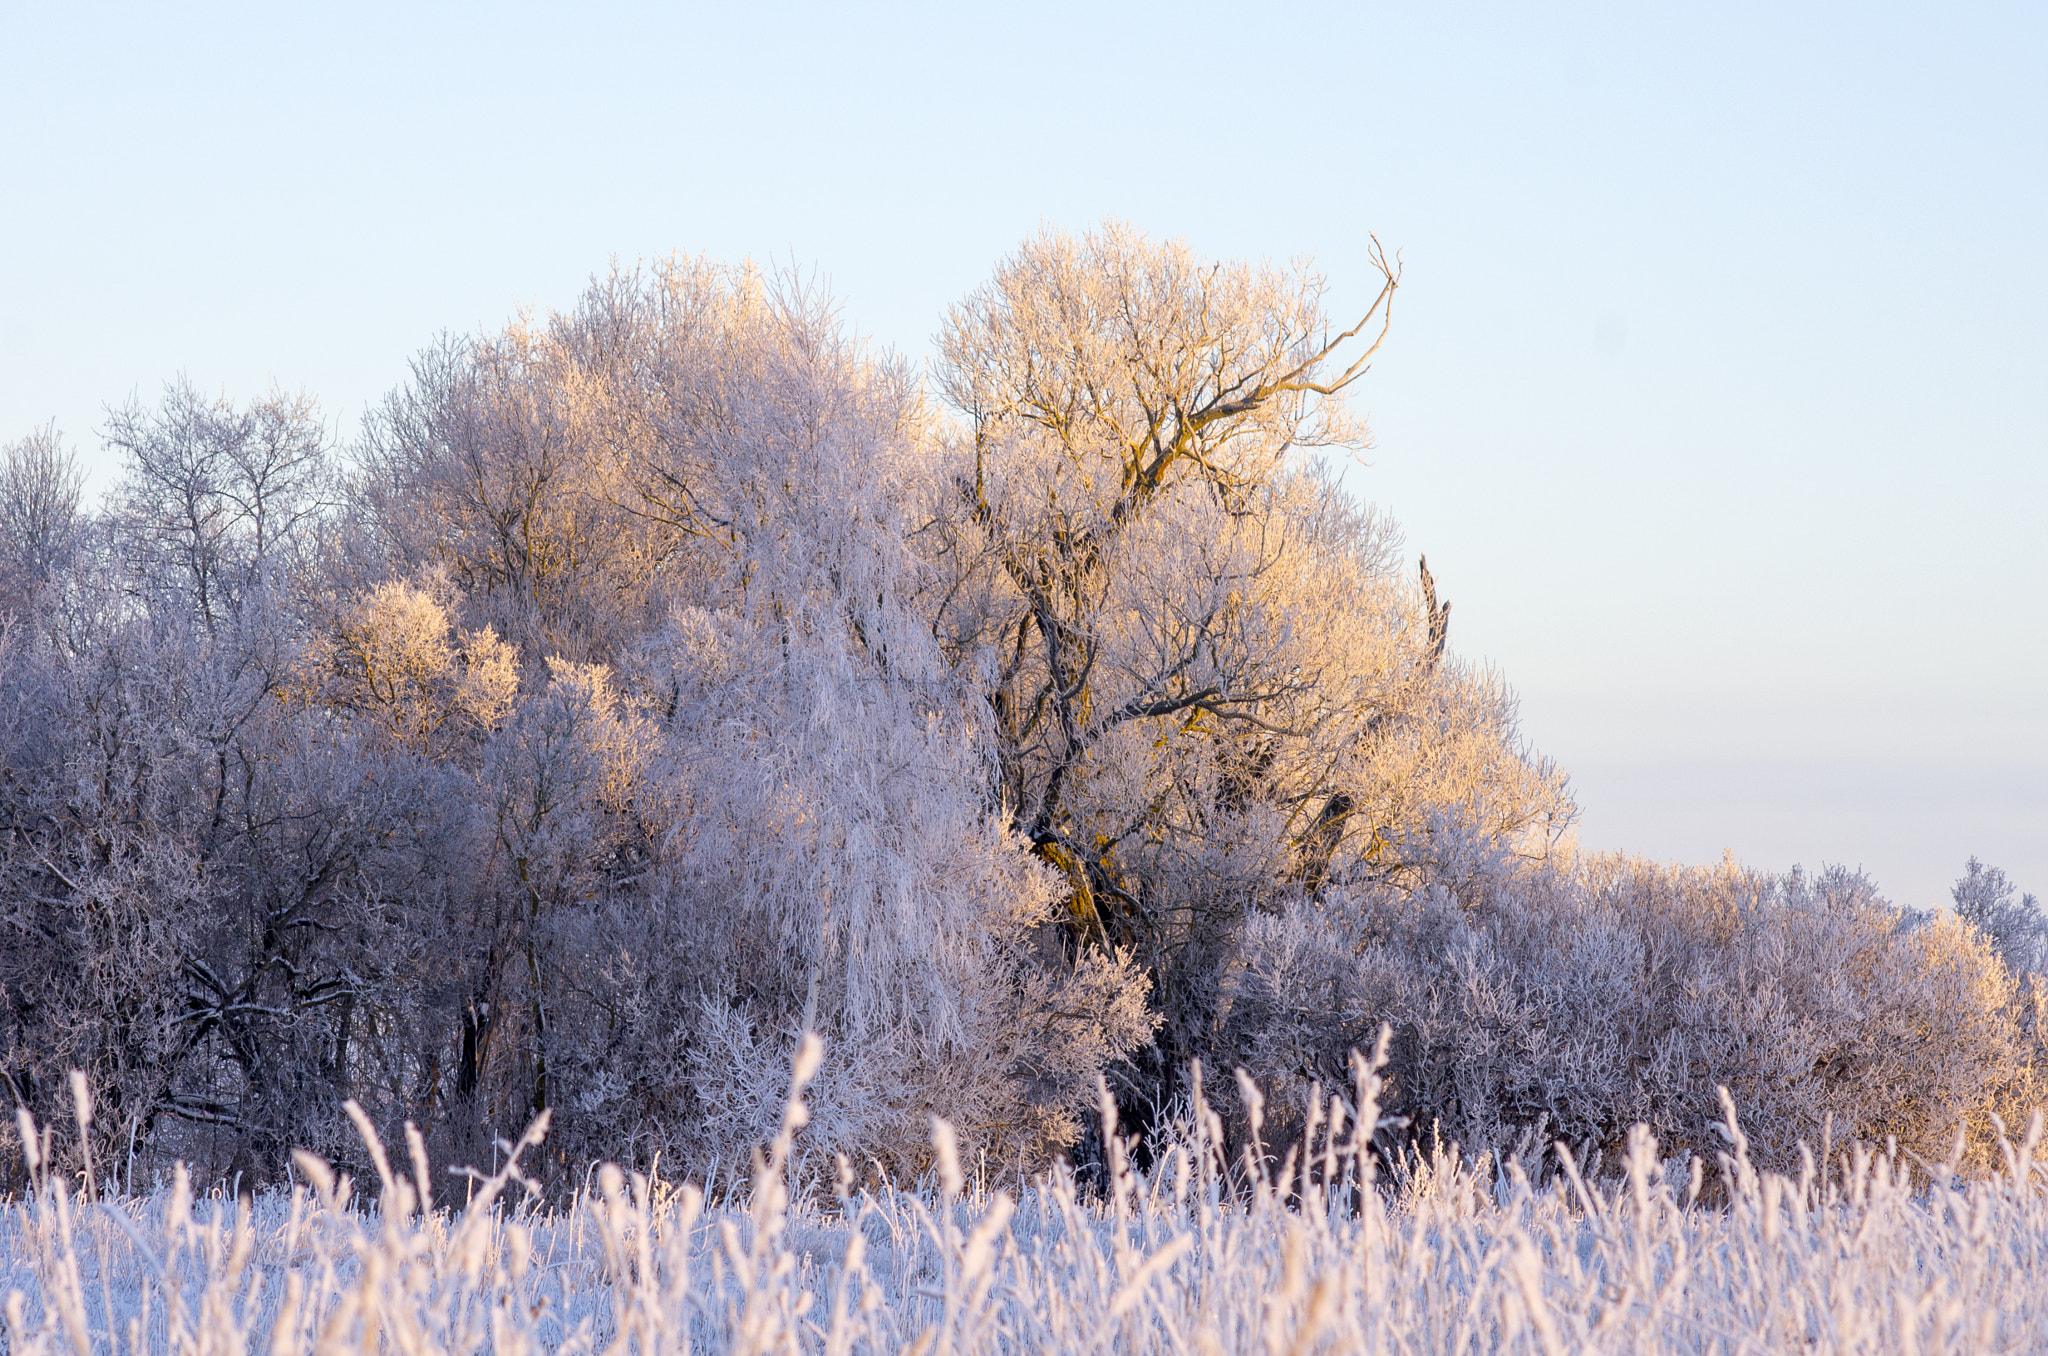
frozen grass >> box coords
[7,1041,2048,1356]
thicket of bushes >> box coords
[0,224,2039,1192]
[1219,849,2045,1176]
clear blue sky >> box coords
[5,1,2043,908]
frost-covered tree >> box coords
[924,224,1573,1122]
[1954,856,2047,980]
[0,565,459,1187]
[0,387,474,1190]
[932,223,1398,900]
[931,224,1569,911]
[0,426,84,620]
[104,380,332,632]
[354,312,677,667]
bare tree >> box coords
[929,225,1566,945]
[933,224,1394,915]
[1954,857,2047,979]
[0,425,85,616]
[104,379,333,630]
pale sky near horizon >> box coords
[4,1,2043,909]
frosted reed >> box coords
[7,1046,2048,1356]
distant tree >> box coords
[1954,857,2047,978]
[104,379,332,630]
[0,425,85,618]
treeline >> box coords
[0,224,2040,1191]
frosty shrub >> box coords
[1217,847,2036,1175]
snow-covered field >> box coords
[7,1047,2048,1356]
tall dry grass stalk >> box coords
[6,1039,2048,1356]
